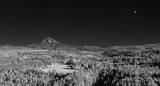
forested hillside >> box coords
[0,38,160,86]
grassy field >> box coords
[39,63,78,74]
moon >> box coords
[134,10,137,14]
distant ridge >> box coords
[28,37,74,50]
[40,37,61,46]
[25,37,160,54]
[40,37,60,46]
[27,37,105,52]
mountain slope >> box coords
[28,37,105,52]
[28,37,77,51]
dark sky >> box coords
[0,1,160,47]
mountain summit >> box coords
[28,37,72,50]
[41,37,59,46]
[28,37,104,51]
[40,37,71,49]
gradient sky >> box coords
[0,1,160,47]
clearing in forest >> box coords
[39,63,78,74]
